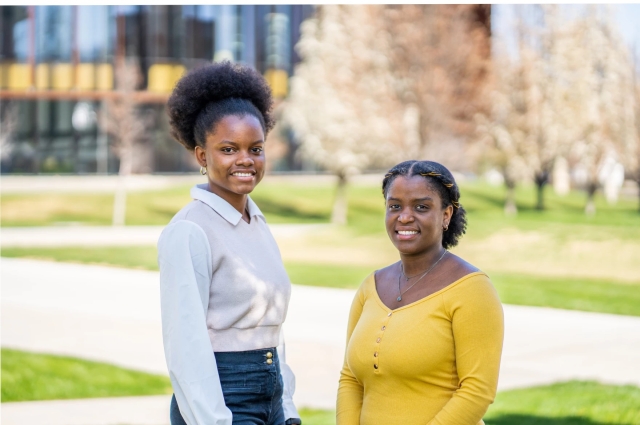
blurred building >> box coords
[0,5,314,174]
[0,5,491,175]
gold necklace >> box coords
[397,250,447,302]
[401,264,430,281]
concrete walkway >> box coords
[3,257,640,425]
[0,224,330,247]
[2,396,171,425]
[0,173,384,194]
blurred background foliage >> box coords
[2,5,639,222]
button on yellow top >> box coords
[381,326,386,331]
[376,337,381,343]
[266,358,273,365]
[388,312,392,317]
[266,352,273,359]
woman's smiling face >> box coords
[195,114,265,207]
[385,175,453,256]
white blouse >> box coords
[158,184,299,425]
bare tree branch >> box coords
[283,5,491,223]
[98,58,154,225]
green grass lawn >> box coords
[2,179,638,230]
[3,347,639,425]
[296,381,640,425]
[1,246,162,271]
[484,381,640,425]
[488,272,640,316]
[208,381,640,425]
[298,408,338,425]
[0,182,334,227]
[1,348,172,402]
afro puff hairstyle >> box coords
[167,61,275,151]
[381,160,467,249]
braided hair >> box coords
[382,160,467,249]
[167,61,275,151]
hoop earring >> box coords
[443,223,449,231]
[200,166,207,176]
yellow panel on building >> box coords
[147,63,186,93]
[173,64,186,88]
[264,69,288,98]
[96,64,113,90]
[148,64,174,93]
[76,63,95,90]
[36,63,50,89]
[52,63,73,90]
[0,63,6,89]
[6,63,31,89]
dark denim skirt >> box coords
[170,347,285,425]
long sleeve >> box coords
[158,220,233,425]
[428,277,504,425]
[277,328,301,422]
[336,281,367,425]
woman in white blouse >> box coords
[157,61,301,425]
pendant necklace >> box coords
[397,249,447,302]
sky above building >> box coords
[492,4,640,64]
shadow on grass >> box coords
[485,414,632,425]
[148,205,182,218]
[460,186,505,211]
[461,187,538,213]
[250,197,328,221]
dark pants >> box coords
[170,348,285,425]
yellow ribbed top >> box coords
[337,271,504,425]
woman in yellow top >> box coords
[337,160,504,425]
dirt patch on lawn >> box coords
[453,229,640,284]
[275,226,640,284]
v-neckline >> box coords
[241,207,251,224]
[372,271,485,312]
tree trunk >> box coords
[112,178,127,226]
[585,181,597,216]
[112,145,132,226]
[331,173,349,225]
[504,179,517,216]
[636,171,640,213]
[636,174,640,214]
[534,170,549,210]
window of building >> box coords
[183,5,215,63]
[78,6,113,62]
[36,6,72,62]
[1,6,29,62]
